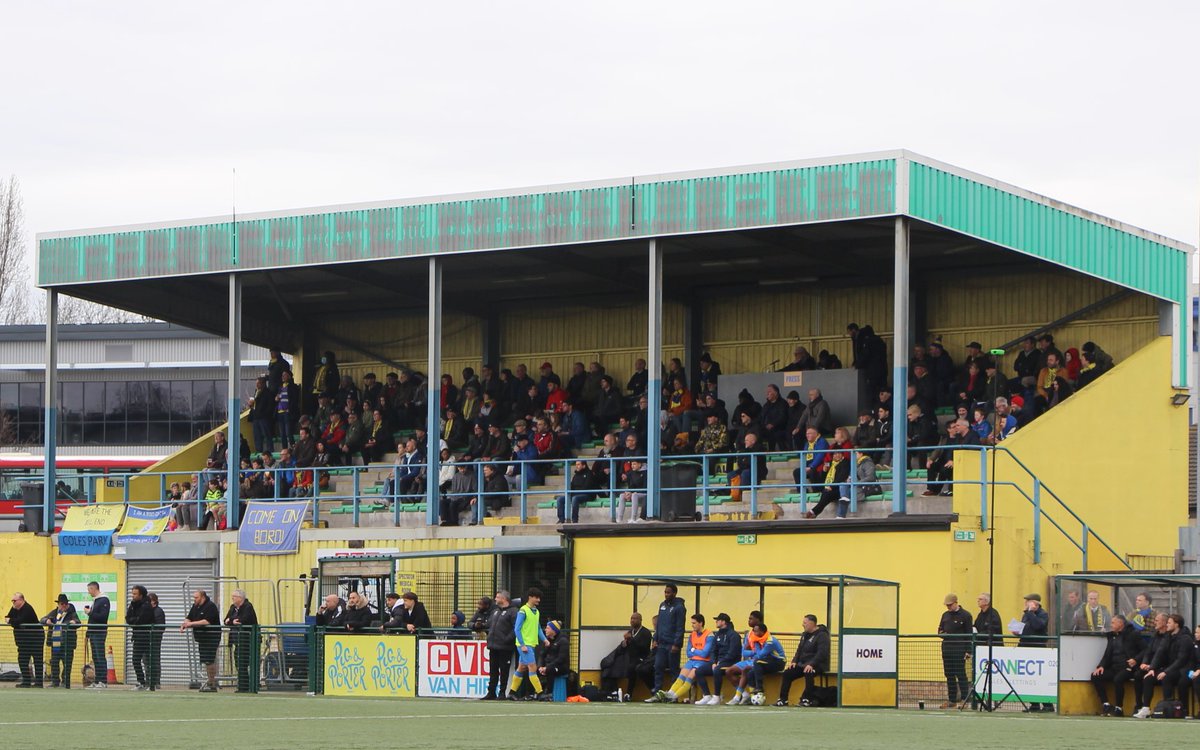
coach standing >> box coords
[938,593,973,708]
[484,590,517,700]
[182,590,222,692]
[84,581,110,689]
[5,593,43,687]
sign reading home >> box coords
[840,633,898,674]
[418,639,491,698]
[237,502,307,555]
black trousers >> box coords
[488,648,513,698]
[942,646,969,702]
[50,645,76,687]
[750,656,785,689]
[150,635,163,688]
[131,634,151,686]
[1091,665,1135,707]
[779,665,822,701]
[88,631,108,684]
[636,657,657,692]
[711,662,736,697]
[16,639,43,684]
[234,630,254,692]
[926,457,952,492]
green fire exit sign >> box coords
[737,534,757,545]
[954,530,977,542]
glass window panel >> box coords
[170,382,191,422]
[60,423,83,445]
[83,382,105,420]
[170,423,193,444]
[18,383,41,426]
[17,422,40,443]
[0,383,17,411]
[192,381,213,421]
[214,381,228,421]
[148,381,169,420]
[105,382,126,421]
[105,422,126,444]
[126,382,148,421]
[82,423,105,445]
[61,382,84,422]
[126,422,147,444]
[147,422,170,444]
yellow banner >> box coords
[324,634,416,697]
[61,504,125,532]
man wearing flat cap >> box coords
[41,594,80,688]
[937,593,973,708]
[1014,592,1053,712]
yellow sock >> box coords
[509,674,523,693]
[529,674,543,693]
[668,678,685,695]
[672,678,692,699]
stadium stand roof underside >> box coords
[37,150,1194,374]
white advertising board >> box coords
[973,646,1058,703]
[418,639,492,698]
[840,633,897,673]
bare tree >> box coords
[0,175,31,324]
[58,294,153,325]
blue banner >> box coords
[115,506,171,544]
[59,531,114,555]
[237,502,307,555]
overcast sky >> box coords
[6,0,1198,287]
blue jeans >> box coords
[653,643,680,691]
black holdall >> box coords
[1152,699,1185,719]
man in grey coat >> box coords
[798,389,832,436]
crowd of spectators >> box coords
[164,325,1117,528]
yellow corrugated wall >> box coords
[313,270,1156,388]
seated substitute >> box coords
[657,614,716,704]
[775,614,831,706]
[535,620,569,700]
[725,622,785,705]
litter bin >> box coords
[659,461,701,522]
[21,483,45,533]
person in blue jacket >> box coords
[793,427,830,492]
[643,584,687,701]
[726,622,785,704]
[658,614,716,703]
[710,612,744,702]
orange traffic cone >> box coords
[106,644,118,685]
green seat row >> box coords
[864,491,914,501]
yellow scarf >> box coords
[824,458,842,484]
[1043,367,1059,389]
[1080,363,1096,373]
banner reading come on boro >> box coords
[323,634,416,697]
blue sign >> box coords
[59,531,114,555]
[115,506,171,544]
[237,502,307,555]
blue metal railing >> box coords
[20,442,1127,571]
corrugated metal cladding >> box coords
[223,537,497,625]
[908,162,1188,304]
[501,302,685,388]
[38,160,895,285]
[0,338,268,367]
[925,270,1158,374]
[704,285,894,374]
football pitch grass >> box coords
[0,691,1195,749]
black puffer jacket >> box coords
[793,624,830,672]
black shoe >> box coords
[31,683,43,688]
[507,694,521,701]
[1021,704,1040,713]
[14,683,30,688]
[772,699,788,707]
[479,693,496,700]
[537,692,554,701]
[1111,706,1123,717]
[1041,705,1054,713]
[1101,702,1112,716]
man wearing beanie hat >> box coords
[536,620,570,700]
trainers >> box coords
[726,694,743,705]
[1111,706,1123,717]
[662,691,676,703]
[1101,702,1112,716]
[616,689,624,703]
[1134,706,1152,719]
[921,490,938,496]
[773,699,788,707]
[644,694,661,703]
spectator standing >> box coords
[275,370,300,450]
[398,592,431,634]
[468,596,493,637]
[1060,590,1083,634]
[1128,592,1157,642]
[938,593,973,708]
[1011,337,1040,392]
[41,594,80,689]
[125,584,155,690]
[148,593,165,690]
[5,593,42,687]
[697,353,720,397]
[249,376,275,455]
[1015,593,1052,712]
[343,591,377,633]
[315,594,346,629]
[224,589,259,692]
[974,593,1003,646]
[181,589,222,692]
[798,388,832,436]
[84,581,110,689]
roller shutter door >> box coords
[125,559,217,688]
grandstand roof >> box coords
[35,150,1194,351]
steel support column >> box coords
[42,290,58,528]
[425,258,442,526]
[227,274,243,529]
[891,218,909,515]
[646,239,662,518]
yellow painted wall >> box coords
[570,530,947,637]
[96,411,254,505]
[956,336,1185,571]
[221,534,497,626]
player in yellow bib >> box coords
[508,587,548,700]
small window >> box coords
[104,344,134,362]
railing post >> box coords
[312,487,321,528]
[799,455,808,516]
[351,467,361,528]
[701,455,710,519]
[1082,523,1089,570]
[519,468,528,524]
[1032,477,1041,564]
[159,473,166,505]
[608,456,617,523]
[392,466,401,526]
[475,462,485,525]
[749,452,759,518]
[979,447,989,531]
[849,450,858,515]
[123,475,130,506]
[562,458,572,524]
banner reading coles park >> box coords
[59,504,124,555]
